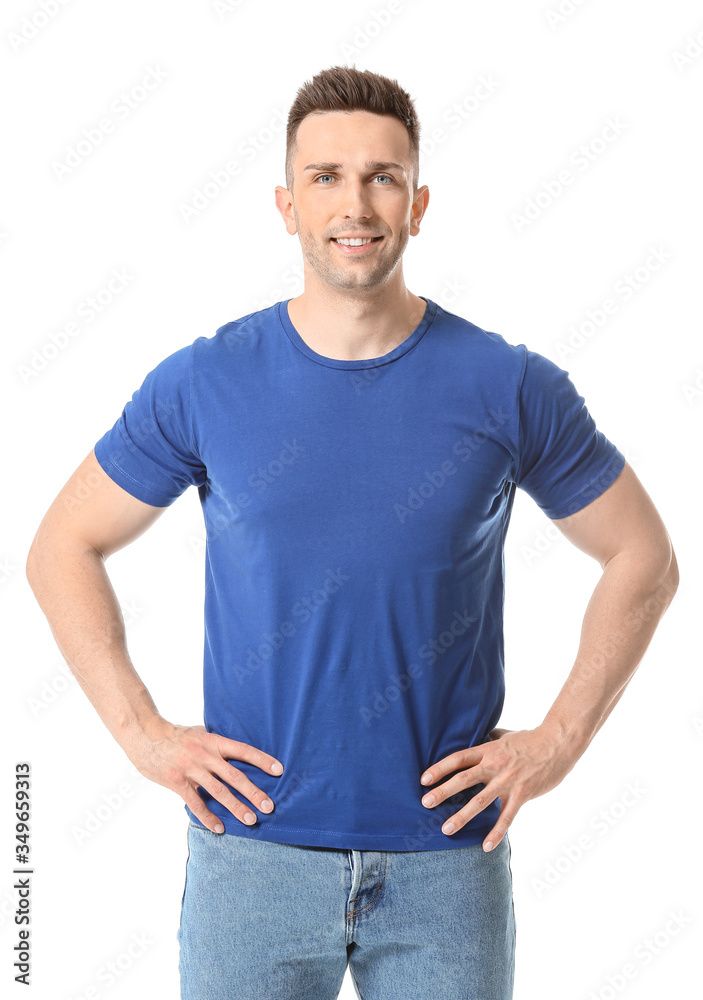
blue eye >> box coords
[313,174,394,184]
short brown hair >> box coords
[285,65,421,194]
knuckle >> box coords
[163,765,182,785]
[190,805,213,825]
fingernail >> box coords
[442,822,454,834]
[244,811,256,824]
[484,841,493,852]
[271,762,283,774]
[422,794,435,806]
[421,773,432,784]
[261,798,273,812]
[214,823,224,833]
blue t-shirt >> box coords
[93,296,625,851]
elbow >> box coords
[25,520,53,591]
[610,533,679,604]
[25,535,44,594]
[25,535,39,588]
[663,544,679,595]
[648,536,679,608]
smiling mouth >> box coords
[330,236,383,255]
[330,236,383,245]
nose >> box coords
[339,179,374,220]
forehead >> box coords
[295,110,411,164]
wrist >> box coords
[489,727,514,741]
[113,703,172,746]
[538,714,593,756]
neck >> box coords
[286,280,427,362]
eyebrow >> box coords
[303,160,406,174]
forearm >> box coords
[540,548,679,755]
[26,540,166,749]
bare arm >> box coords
[26,449,284,833]
[540,459,679,751]
[26,449,167,742]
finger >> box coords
[482,798,521,851]
[190,769,261,827]
[420,767,487,807]
[182,790,228,834]
[216,738,284,776]
[212,760,276,815]
[421,746,482,784]
[439,782,500,835]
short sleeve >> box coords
[93,344,207,507]
[514,348,625,519]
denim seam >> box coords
[346,852,388,920]
[349,964,365,1000]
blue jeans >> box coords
[177,819,515,999]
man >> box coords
[26,65,678,1000]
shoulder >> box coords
[432,300,529,378]
[434,302,578,395]
[191,301,282,364]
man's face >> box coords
[278,110,428,293]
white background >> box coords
[2,0,701,997]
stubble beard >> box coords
[293,209,410,292]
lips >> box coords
[329,236,384,256]
[330,236,383,244]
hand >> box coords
[124,719,284,834]
[420,723,579,850]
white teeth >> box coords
[334,237,377,246]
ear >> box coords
[274,185,297,236]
